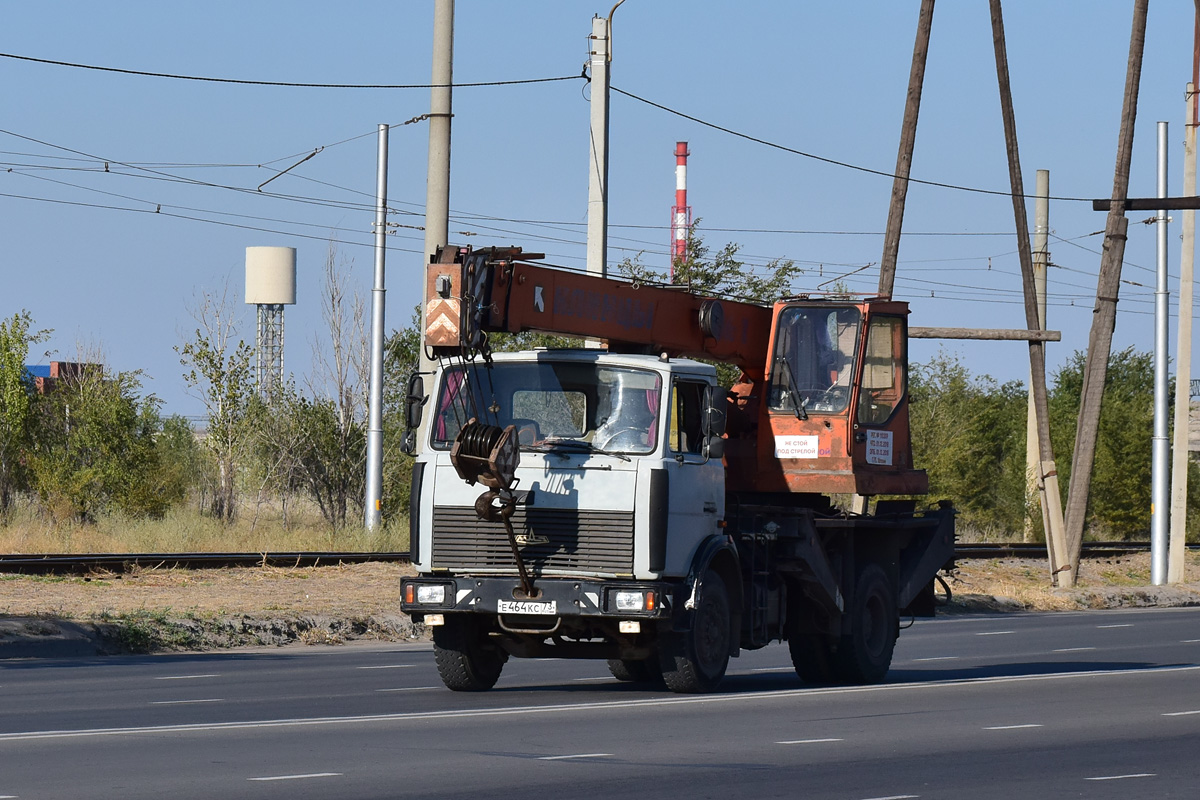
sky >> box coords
[3,1,1199,417]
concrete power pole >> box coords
[586,13,611,283]
[1024,169,1050,544]
[365,125,389,531]
[1169,79,1198,585]
[416,0,454,447]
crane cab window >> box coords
[858,315,905,424]
[768,306,861,415]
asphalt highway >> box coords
[2,606,1199,799]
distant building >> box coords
[23,361,100,394]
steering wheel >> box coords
[594,427,644,450]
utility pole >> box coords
[417,0,454,445]
[989,0,1067,581]
[1024,169,1050,544]
[1152,122,1171,585]
[878,0,935,298]
[1169,76,1198,585]
[1064,0,1148,588]
[586,13,611,283]
[365,124,389,531]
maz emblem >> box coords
[514,533,550,546]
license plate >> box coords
[497,599,557,615]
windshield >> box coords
[432,361,663,455]
[768,305,861,415]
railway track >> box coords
[0,542,1190,575]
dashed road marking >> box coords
[975,631,1014,636]
[247,773,342,782]
[777,738,843,744]
[376,687,437,693]
[539,753,611,761]
[984,724,1043,730]
[861,795,919,800]
[154,674,219,680]
[570,677,612,682]
[1182,639,1200,643]
[1097,624,1133,629]
[1085,773,1154,781]
[1162,710,1200,716]
[151,699,224,706]
[1052,647,1096,653]
[750,667,795,673]
[356,665,416,670]
[913,656,959,662]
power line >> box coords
[0,51,583,90]
[611,85,1098,203]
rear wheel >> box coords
[432,616,507,691]
[607,656,663,684]
[831,563,897,684]
[660,569,732,694]
[788,632,837,685]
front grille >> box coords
[432,505,634,575]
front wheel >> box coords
[432,616,507,692]
[659,569,732,694]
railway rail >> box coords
[0,542,1190,576]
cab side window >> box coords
[857,315,905,424]
[669,381,705,455]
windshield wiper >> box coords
[774,358,809,421]
[539,438,631,462]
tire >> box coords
[607,657,663,684]
[432,616,507,692]
[659,569,732,694]
[831,563,897,685]
[788,632,837,685]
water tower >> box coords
[245,246,296,397]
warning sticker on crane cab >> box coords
[775,435,820,459]
[866,430,893,465]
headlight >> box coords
[416,585,447,604]
[614,590,645,611]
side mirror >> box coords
[703,388,729,437]
[404,372,427,430]
[705,435,725,460]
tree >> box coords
[0,311,50,519]
[616,224,805,387]
[26,359,168,523]
[908,351,1028,534]
[1049,347,1155,539]
[177,281,256,522]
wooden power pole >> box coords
[1062,0,1149,588]
[879,0,935,298]
[988,0,1069,582]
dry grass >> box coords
[0,499,409,554]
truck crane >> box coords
[399,245,955,693]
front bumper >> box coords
[400,576,675,622]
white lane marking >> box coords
[247,773,342,782]
[539,753,611,761]
[376,687,438,693]
[750,667,795,673]
[154,674,220,681]
[4,664,1198,742]
[1052,647,1097,653]
[1097,624,1133,629]
[1183,639,1200,643]
[975,631,1014,636]
[913,656,959,662]
[1085,773,1155,781]
[984,724,1043,730]
[777,738,843,744]
[861,795,919,800]
[356,665,415,670]
[570,677,612,682]
[1162,710,1200,716]
[150,699,225,706]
